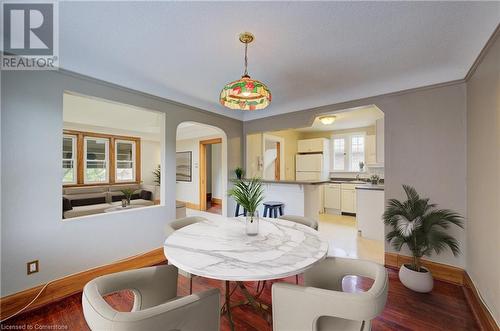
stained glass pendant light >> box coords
[219,32,271,111]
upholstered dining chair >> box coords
[278,215,319,284]
[165,216,206,294]
[272,256,388,331]
[82,265,220,331]
[278,215,319,230]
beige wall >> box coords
[246,133,263,178]
[266,130,302,180]
[245,82,467,268]
[466,32,500,323]
[1,69,243,296]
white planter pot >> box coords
[399,264,434,293]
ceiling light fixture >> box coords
[219,32,271,111]
[319,115,336,125]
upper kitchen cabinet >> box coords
[297,138,328,153]
[376,118,384,164]
[366,118,384,166]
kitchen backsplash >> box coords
[330,167,384,179]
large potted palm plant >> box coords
[383,185,463,293]
[228,177,264,236]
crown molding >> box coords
[465,23,500,82]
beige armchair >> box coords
[165,216,206,293]
[82,265,220,331]
[272,257,388,331]
[278,215,319,284]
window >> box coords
[350,135,365,172]
[115,140,135,182]
[333,138,346,171]
[62,135,77,184]
[84,137,109,183]
[62,130,141,186]
[331,134,365,172]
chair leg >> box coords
[235,204,240,217]
[279,205,283,216]
[295,274,299,284]
[263,206,268,217]
[189,277,193,294]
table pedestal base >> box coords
[221,281,272,331]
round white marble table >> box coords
[164,216,328,330]
[163,216,328,281]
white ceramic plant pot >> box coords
[399,264,434,293]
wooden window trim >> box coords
[63,130,141,187]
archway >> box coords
[175,122,228,217]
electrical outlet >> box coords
[27,260,39,275]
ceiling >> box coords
[176,122,223,140]
[59,1,499,121]
[63,93,163,141]
[296,105,384,132]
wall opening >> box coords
[62,91,165,220]
[176,122,228,217]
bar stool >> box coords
[263,201,284,218]
[235,203,247,217]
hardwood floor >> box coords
[1,268,478,330]
[206,202,222,215]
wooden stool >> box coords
[263,201,284,218]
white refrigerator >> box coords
[296,154,324,181]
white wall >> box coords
[466,33,500,323]
[1,70,243,297]
[211,143,222,199]
[176,138,199,205]
[141,140,161,185]
[175,135,224,206]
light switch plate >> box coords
[27,260,39,275]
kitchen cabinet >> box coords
[365,135,377,165]
[356,188,384,241]
[324,184,341,209]
[366,119,384,166]
[297,138,327,153]
[341,183,357,213]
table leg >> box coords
[225,280,235,331]
[236,281,272,324]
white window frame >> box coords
[115,139,136,182]
[62,134,77,184]
[331,132,366,172]
[84,136,109,184]
[332,136,347,172]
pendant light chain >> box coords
[244,42,249,76]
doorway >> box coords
[263,134,285,181]
[199,138,222,214]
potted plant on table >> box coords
[120,188,135,206]
[228,177,264,236]
[234,167,245,180]
[383,185,463,293]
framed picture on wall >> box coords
[176,151,192,182]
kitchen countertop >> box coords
[237,178,384,189]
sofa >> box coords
[62,184,154,219]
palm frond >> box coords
[423,229,461,257]
[384,184,463,261]
[228,177,264,214]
